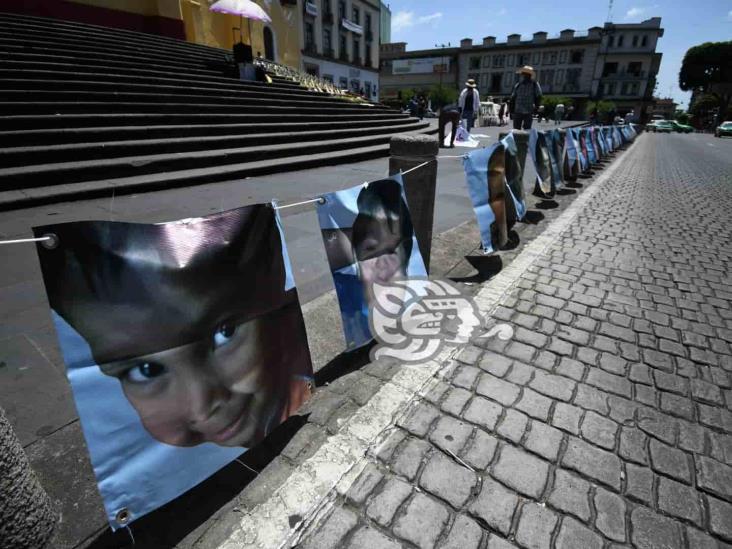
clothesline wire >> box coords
[0,157,459,246]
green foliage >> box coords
[540,96,573,116]
[587,100,616,116]
[428,85,459,109]
[679,41,732,92]
[674,110,690,124]
[689,94,720,116]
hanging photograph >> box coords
[544,129,565,188]
[501,132,527,222]
[529,129,554,196]
[33,204,313,529]
[464,141,510,253]
[316,175,427,349]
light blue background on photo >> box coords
[317,174,427,349]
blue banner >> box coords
[316,174,427,349]
[501,132,527,221]
[529,129,554,196]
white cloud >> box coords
[727,9,732,20]
[392,10,443,32]
[624,4,659,20]
[497,8,508,15]
[625,6,646,18]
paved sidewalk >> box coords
[290,133,732,549]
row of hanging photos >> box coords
[26,123,636,531]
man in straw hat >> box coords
[509,65,542,130]
[458,78,480,132]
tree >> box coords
[674,110,690,125]
[679,41,732,124]
[587,100,617,121]
[541,96,573,118]
[428,84,458,110]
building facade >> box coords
[379,42,459,102]
[299,0,381,99]
[590,18,664,117]
[457,29,602,114]
[379,1,391,44]
[380,17,664,118]
[649,97,678,119]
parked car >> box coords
[715,121,732,137]
[647,120,673,133]
[668,120,694,133]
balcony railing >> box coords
[353,56,362,66]
[323,47,334,58]
[339,51,349,62]
[303,42,318,55]
[364,58,372,68]
[323,11,334,24]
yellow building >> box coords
[180,0,301,67]
[10,0,301,67]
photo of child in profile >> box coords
[35,204,312,449]
[318,176,426,348]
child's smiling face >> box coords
[100,316,274,447]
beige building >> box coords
[299,0,381,99]
[649,97,678,119]
[379,42,460,102]
[591,18,664,117]
[457,28,602,111]
[380,17,664,119]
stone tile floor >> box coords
[295,133,732,549]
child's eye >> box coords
[213,322,237,349]
[125,362,167,383]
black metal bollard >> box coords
[0,406,57,549]
[389,134,439,273]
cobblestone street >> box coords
[294,133,732,549]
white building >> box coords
[299,0,380,100]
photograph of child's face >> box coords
[351,180,413,305]
[36,204,312,450]
[95,304,308,448]
[317,177,424,348]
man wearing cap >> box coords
[510,66,542,130]
[458,78,480,132]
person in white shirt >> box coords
[458,79,480,132]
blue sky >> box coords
[386,0,731,108]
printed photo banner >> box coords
[464,140,523,253]
[582,128,597,165]
[529,129,554,197]
[592,126,607,158]
[564,128,580,180]
[316,174,427,349]
[603,127,615,152]
[501,132,527,221]
[33,204,313,529]
[544,129,565,188]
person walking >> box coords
[417,95,427,121]
[554,103,565,125]
[509,66,542,130]
[458,79,480,132]
[498,101,506,126]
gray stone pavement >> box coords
[0,119,581,547]
[288,132,732,549]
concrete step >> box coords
[0,23,226,65]
[0,122,428,166]
[0,99,396,116]
[0,36,231,77]
[0,12,229,59]
[0,118,417,147]
[0,65,325,97]
[0,143,394,212]
[0,50,233,80]
[0,124,433,189]
[0,78,353,105]
[1,111,411,131]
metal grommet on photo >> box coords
[115,508,131,526]
[40,233,59,250]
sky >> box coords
[385,0,731,108]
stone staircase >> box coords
[0,12,433,210]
